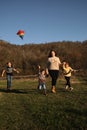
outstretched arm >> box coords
[13,68,19,74]
[1,70,6,77]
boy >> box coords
[2,62,19,90]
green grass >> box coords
[0,77,87,130]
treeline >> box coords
[0,40,87,75]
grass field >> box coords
[0,76,87,130]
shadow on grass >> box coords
[57,87,70,93]
[0,88,29,94]
[0,88,39,95]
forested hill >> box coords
[0,40,87,75]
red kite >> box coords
[17,30,24,39]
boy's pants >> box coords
[6,74,12,89]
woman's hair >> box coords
[48,49,57,57]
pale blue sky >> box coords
[0,0,87,45]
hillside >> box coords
[0,40,87,75]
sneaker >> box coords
[70,87,73,91]
[65,85,68,89]
[44,93,47,96]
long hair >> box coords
[48,49,57,57]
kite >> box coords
[17,30,24,39]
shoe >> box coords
[51,86,56,93]
[7,88,11,90]
[51,90,56,93]
[65,85,68,89]
[70,87,73,91]
[44,93,47,96]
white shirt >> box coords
[47,56,61,70]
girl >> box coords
[63,62,76,90]
[38,66,47,95]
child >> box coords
[37,65,47,95]
[1,62,19,90]
[62,62,76,90]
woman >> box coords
[46,50,61,93]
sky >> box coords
[0,0,87,45]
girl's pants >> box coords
[65,76,71,87]
[49,70,59,86]
[39,83,46,90]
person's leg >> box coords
[38,84,42,90]
[6,75,12,90]
[65,76,69,89]
[38,84,42,94]
[43,83,47,95]
[68,77,73,90]
[53,70,59,85]
[49,70,59,93]
[37,81,40,89]
[68,77,71,88]
[65,77,73,90]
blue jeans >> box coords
[39,83,46,90]
[6,74,12,89]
